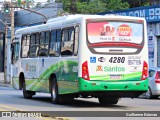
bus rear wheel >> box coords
[98,97,119,105]
[51,77,60,104]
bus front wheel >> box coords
[23,82,35,99]
[98,97,119,105]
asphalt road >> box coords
[0,86,160,120]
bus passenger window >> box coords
[74,26,79,56]
[29,33,39,57]
[49,30,60,56]
[61,27,74,56]
[21,34,30,58]
[39,31,49,57]
[11,42,19,63]
[56,30,61,54]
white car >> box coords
[145,67,160,99]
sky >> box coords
[0,0,48,2]
[0,0,52,10]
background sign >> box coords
[99,5,160,23]
[148,32,155,67]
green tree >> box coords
[104,0,130,12]
[77,0,106,14]
[142,2,149,6]
[16,0,35,8]
[36,2,42,8]
[56,0,129,14]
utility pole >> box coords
[11,0,14,43]
[4,19,8,83]
[3,0,14,83]
[9,0,14,85]
[3,0,11,83]
[3,0,48,84]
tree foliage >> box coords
[56,0,130,14]
[142,2,149,6]
[77,0,106,14]
[104,0,130,11]
[35,2,42,8]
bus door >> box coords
[20,33,40,91]
[11,41,20,89]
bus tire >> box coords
[51,77,60,104]
[22,82,34,99]
[98,97,119,105]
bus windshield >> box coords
[87,21,144,54]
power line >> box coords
[14,4,61,19]
[16,15,56,26]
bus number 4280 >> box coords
[109,57,125,63]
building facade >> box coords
[0,12,7,78]
[0,10,11,82]
[98,5,160,67]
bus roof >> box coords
[15,14,145,35]
[46,14,101,23]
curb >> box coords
[0,82,11,87]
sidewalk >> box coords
[0,73,11,87]
[0,80,11,87]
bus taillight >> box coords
[82,61,90,80]
[141,61,148,80]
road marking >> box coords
[41,117,56,120]
[0,104,23,111]
[0,108,6,111]
[55,117,75,120]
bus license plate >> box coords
[110,75,122,80]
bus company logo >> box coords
[118,24,132,36]
[90,57,96,63]
[98,57,106,62]
[104,66,125,72]
[96,65,103,71]
[26,63,36,72]
[96,66,125,72]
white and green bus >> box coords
[11,15,148,105]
